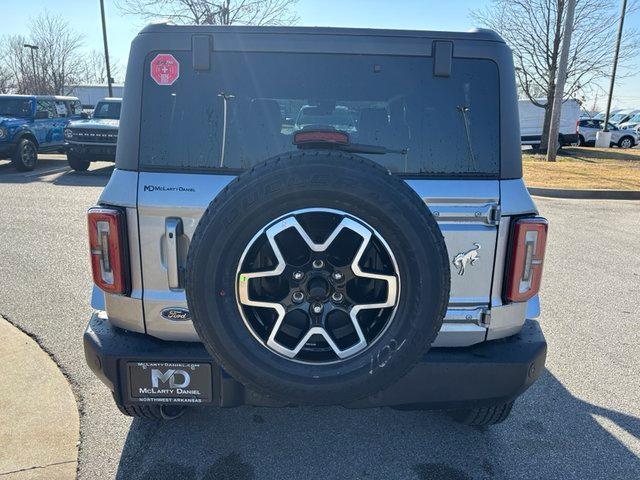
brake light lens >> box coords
[505,217,548,303]
[88,207,130,295]
[293,130,349,146]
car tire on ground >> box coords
[67,152,90,171]
[11,138,38,172]
[185,150,451,405]
[448,401,514,426]
[617,136,634,149]
[578,135,586,146]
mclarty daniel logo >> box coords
[143,185,195,193]
[138,368,202,396]
[151,368,190,388]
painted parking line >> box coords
[22,165,71,178]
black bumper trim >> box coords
[83,313,546,409]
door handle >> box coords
[165,218,183,289]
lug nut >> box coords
[311,302,324,314]
[312,259,324,269]
[293,271,304,281]
[332,271,343,281]
[292,291,304,304]
[331,292,344,303]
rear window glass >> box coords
[139,51,500,176]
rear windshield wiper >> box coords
[336,143,408,155]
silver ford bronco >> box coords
[84,24,548,425]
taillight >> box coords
[504,217,548,303]
[88,207,130,295]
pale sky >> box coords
[2,0,639,111]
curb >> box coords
[528,187,640,200]
[0,316,79,479]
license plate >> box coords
[127,361,212,404]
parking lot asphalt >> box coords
[0,155,639,480]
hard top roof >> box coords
[138,22,505,43]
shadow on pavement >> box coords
[0,158,113,187]
[53,165,114,187]
[115,371,640,480]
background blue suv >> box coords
[0,94,82,171]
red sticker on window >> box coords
[150,54,180,86]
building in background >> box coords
[65,84,124,109]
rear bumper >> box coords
[84,313,546,410]
[559,133,579,145]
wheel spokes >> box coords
[237,212,398,361]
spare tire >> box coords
[185,151,450,405]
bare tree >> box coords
[80,49,123,85]
[31,13,86,95]
[1,35,35,94]
[0,69,12,94]
[116,0,299,25]
[472,0,640,151]
[0,12,86,95]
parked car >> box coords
[519,98,580,148]
[64,97,121,171]
[294,105,357,132]
[577,118,638,148]
[593,109,620,121]
[0,94,82,171]
[607,109,640,126]
[84,24,548,426]
[617,111,640,132]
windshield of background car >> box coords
[139,51,500,176]
[93,101,121,119]
[610,113,628,123]
[0,98,33,118]
[296,107,356,131]
[626,113,640,124]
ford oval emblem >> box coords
[160,307,191,321]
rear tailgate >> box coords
[137,174,499,346]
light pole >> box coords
[23,44,39,94]
[99,0,114,97]
[603,0,628,132]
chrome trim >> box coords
[444,307,488,325]
[432,322,486,347]
[430,203,500,225]
[67,140,117,147]
[165,218,183,290]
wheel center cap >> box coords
[307,276,329,301]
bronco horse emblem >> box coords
[452,243,481,276]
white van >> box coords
[519,98,580,147]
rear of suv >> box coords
[84,24,548,425]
